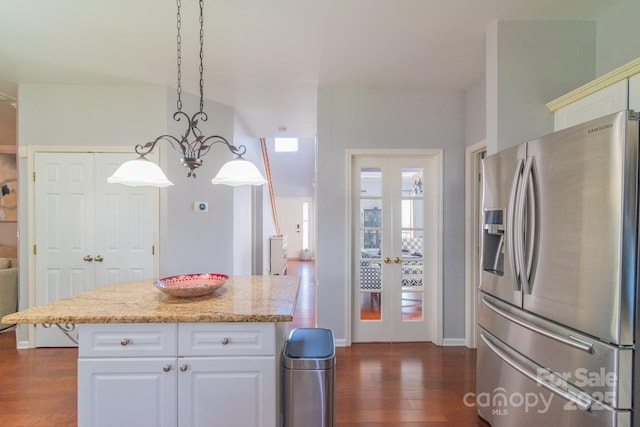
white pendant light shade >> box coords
[211,158,267,186]
[107,157,174,187]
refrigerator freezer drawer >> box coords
[477,330,631,427]
[479,293,632,409]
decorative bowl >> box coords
[153,273,229,297]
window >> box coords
[275,138,298,152]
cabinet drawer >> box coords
[179,323,275,356]
[79,324,177,358]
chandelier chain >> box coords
[176,0,183,112]
[199,0,205,113]
[126,0,250,180]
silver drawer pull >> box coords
[120,339,130,346]
[221,337,229,345]
[180,364,188,372]
[163,365,172,372]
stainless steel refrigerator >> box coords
[477,110,639,426]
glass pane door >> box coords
[358,167,383,320]
[399,167,424,322]
[353,156,436,342]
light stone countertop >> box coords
[1,275,300,325]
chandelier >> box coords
[108,0,266,187]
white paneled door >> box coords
[276,197,313,259]
[352,154,440,342]
[34,153,155,347]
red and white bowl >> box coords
[153,273,229,297]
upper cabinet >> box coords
[553,80,628,131]
[629,73,640,112]
[547,57,640,131]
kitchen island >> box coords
[1,275,301,427]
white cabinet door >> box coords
[78,358,177,427]
[34,152,155,346]
[629,73,640,112]
[178,357,276,427]
[554,79,628,131]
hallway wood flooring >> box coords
[0,261,488,426]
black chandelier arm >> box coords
[135,134,185,157]
[133,130,247,160]
[135,135,183,157]
[199,135,247,157]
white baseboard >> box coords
[442,338,467,346]
[334,338,348,347]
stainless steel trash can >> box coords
[283,328,335,427]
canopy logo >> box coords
[463,387,554,415]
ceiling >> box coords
[0,0,623,139]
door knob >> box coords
[162,365,172,372]
[383,257,391,264]
[394,257,401,264]
[180,364,188,372]
[94,255,104,262]
[83,255,93,262]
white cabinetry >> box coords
[554,79,628,131]
[270,235,288,275]
[78,322,278,427]
[629,73,640,112]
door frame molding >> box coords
[345,148,443,346]
[464,140,486,348]
[21,145,161,348]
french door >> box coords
[352,153,440,342]
[34,152,156,346]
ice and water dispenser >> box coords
[482,209,504,276]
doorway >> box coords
[351,151,441,343]
[275,197,314,259]
[464,141,486,348]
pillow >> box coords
[0,258,10,269]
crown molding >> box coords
[546,57,640,112]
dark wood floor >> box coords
[0,261,488,426]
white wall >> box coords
[486,20,596,153]
[266,137,315,198]
[596,0,640,76]
[316,87,466,342]
[232,120,268,276]
[150,89,237,277]
[465,76,486,146]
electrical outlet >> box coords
[194,202,208,212]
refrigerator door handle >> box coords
[480,332,593,411]
[481,296,595,354]
[507,159,524,291]
[517,157,534,294]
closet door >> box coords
[352,154,439,342]
[34,152,155,347]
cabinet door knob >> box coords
[394,257,401,264]
[180,364,188,372]
[221,337,229,345]
[94,255,104,262]
[120,339,130,346]
[383,257,391,264]
[83,255,93,262]
[163,365,172,372]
